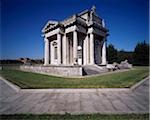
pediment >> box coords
[42,20,58,32]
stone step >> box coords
[82,65,108,75]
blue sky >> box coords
[1,0,149,59]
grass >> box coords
[0,66,149,88]
[0,114,149,120]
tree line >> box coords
[107,41,149,66]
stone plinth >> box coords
[20,65,83,77]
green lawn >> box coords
[0,66,149,88]
[0,114,149,120]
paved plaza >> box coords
[0,77,149,114]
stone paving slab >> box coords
[0,77,149,114]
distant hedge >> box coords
[107,41,149,66]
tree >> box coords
[133,41,149,66]
[107,44,118,63]
[117,50,133,64]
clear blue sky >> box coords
[1,0,149,59]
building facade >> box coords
[42,6,108,66]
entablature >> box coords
[45,28,64,38]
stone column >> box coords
[101,39,107,65]
[73,30,78,64]
[90,33,94,64]
[63,33,67,65]
[83,35,88,65]
[57,33,61,64]
[87,35,90,64]
[44,38,49,65]
[66,37,69,64]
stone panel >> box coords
[20,65,83,77]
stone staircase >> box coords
[82,65,108,75]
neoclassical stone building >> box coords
[42,6,108,66]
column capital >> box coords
[44,37,49,42]
[57,32,61,36]
[103,38,107,42]
[73,29,78,32]
[57,32,62,35]
[88,27,94,34]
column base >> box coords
[89,63,95,65]
[101,62,107,66]
[44,63,49,66]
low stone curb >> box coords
[130,76,149,91]
[0,76,149,93]
[0,76,20,92]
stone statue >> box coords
[90,5,96,23]
[91,5,96,13]
[102,19,105,27]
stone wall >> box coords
[20,65,83,77]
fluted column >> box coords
[57,33,61,64]
[73,30,78,64]
[63,34,67,65]
[101,39,107,65]
[44,38,49,65]
[90,33,94,64]
[83,35,88,65]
